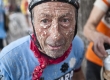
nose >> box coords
[49,19,61,41]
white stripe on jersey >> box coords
[94,0,109,12]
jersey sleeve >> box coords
[0,60,10,80]
[94,0,110,12]
[72,36,85,70]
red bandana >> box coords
[30,34,72,80]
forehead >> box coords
[33,2,75,15]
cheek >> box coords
[63,28,75,45]
[64,28,75,37]
[40,31,47,39]
[35,28,47,40]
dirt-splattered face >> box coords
[32,2,76,58]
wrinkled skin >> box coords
[32,2,76,58]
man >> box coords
[0,0,85,80]
[83,0,110,80]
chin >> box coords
[44,47,65,58]
[47,52,64,59]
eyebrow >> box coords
[39,13,52,17]
[60,13,73,18]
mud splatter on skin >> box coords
[33,2,76,58]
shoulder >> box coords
[71,35,85,57]
[72,35,84,49]
[0,35,31,59]
[94,0,110,12]
[0,35,39,79]
[95,0,110,6]
[71,36,85,69]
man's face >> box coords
[33,2,76,58]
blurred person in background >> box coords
[20,0,28,15]
[20,0,32,30]
[3,0,9,15]
[0,0,8,50]
[83,0,110,80]
[6,3,29,43]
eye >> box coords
[41,19,49,23]
[60,17,70,24]
[62,18,69,23]
[40,18,51,28]
[59,18,71,27]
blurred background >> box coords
[0,0,32,46]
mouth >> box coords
[48,45,62,50]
